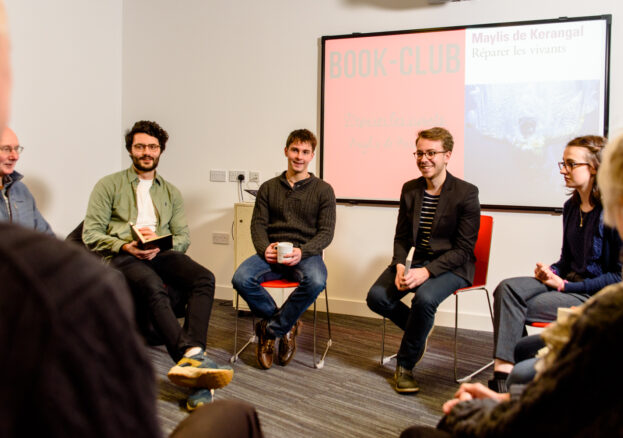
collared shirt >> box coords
[82,167,190,259]
[0,171,53,235]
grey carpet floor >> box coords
[149,299,493,437]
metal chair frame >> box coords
[453,284,494,382]
[380,318,396,365]
[231,279,332,369]
[380,215,495,384]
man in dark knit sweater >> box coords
[232,129,336,369]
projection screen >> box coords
[320,15,611,211]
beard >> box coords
[131,154,159,172]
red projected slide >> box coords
[323,30,465,201]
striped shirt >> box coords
[415,192,439,256]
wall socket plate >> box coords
[229,170,246,182]
[209,169,227,182]
[212,232,229,245]
[249,171,260,183]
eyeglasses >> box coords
[132,143,160,152]
[558,161,590,171]
[0,145,23,154]
[414,150,445,159]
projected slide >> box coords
[321,17,609,209]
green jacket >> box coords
[82,167,190,259]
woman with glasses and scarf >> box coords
[488,135,622,392]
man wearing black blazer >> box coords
[367,127,480,394]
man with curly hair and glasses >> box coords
[83,120,232,410]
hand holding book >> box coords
[397,247,429,290]
[403,247,415,276]
[130,223,173,251]
[137,227,158,240]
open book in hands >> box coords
[130,223,173,251]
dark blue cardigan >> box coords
[550,197,622,295]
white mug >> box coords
[277,242,294,263]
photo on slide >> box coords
[464,80,600,207]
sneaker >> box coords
[186,388,214,411]
[167,350,234,389]
[394,365,420,394]
[256,320,276,369]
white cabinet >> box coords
[234,202,256,269]
[233,203,255,311]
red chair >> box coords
[231,278,332,369]
[528,321,551,328]
[453,215,494,382]
[380,215,495,385]
[527,306,577,330]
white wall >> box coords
[5,0,123,236]
[8,1,622,331]
[122,0,623,330]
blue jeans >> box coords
[367,265,468,369]
[231,254,327,337]
[507,357,538,387]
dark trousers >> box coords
[506,334,546,387]
[514,333,545,363]
[170,400,264,438]
[367,265,468,369]
[492,276,587,363]
[112,251,215,363]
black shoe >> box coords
[393,365,420,394]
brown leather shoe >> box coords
[277,320,302,366]
[255,320,275,369]
[393,365,420,394]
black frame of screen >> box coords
[319,14,612,213]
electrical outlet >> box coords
[212,232,229,245]
[209,169,227,182]
[249,171,260,183]
[229,170,246,182]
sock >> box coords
[493,371,509,380]
[184,346,203,358]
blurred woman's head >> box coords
[598,133,623,236]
